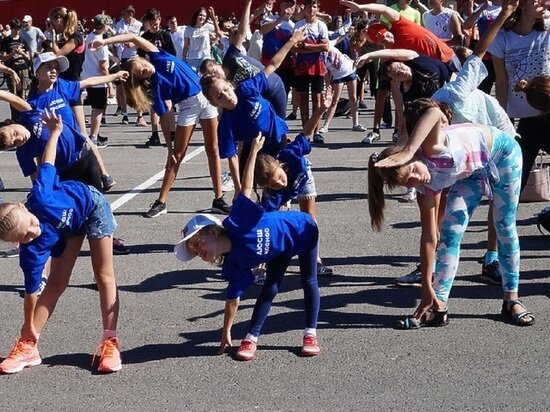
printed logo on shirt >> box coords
[48,98,68,111]
[256,228,271,256]
[165,60,175,74]
[57,208,74,230]
[32,121,43,138]
[250,101,262,120]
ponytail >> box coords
[514,75,550,113]
[368,147,414,231]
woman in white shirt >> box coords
[183,7,215,72]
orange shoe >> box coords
[94,337,122,373]
[300,334,320,357]
[235,339,257,361]
[0,339,41,374]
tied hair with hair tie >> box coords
[369,152,380,164]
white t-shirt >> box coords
[248,30,263,61]
[184,23,215,60]
[489,25,550,118]
[81,31,109,87]
[115,18,143,59]
[325,47,354,80]
[422,8,455,41]
[170,26,187,59]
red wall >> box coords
[0,0,345,28]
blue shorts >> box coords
[85,186,117,238]
[332,72,357,84]
[296,158,317,200]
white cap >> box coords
[22,15,32,22]
[174,214,222,262]
[33,52,69,74]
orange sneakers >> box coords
[94,337,122,373]
[0,339,42,374]
[300,334,320,357]
[235,339,257,361]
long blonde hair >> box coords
[121,58,152,113]
[368,147,412,232]
[48,7,78,41]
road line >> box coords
[110,146,205,211]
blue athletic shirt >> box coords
[147,49,201,117]
[20,163,93,293]
[222,194,317,299]
[261,133,311,211]
[218,72,288,159]
[26,78,81,129]
[15,110,86,177]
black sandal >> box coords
[501,299,535,326]
[396,307,449,329]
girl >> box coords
[174,135,320,361]
[200,27,306,193]
[253,88,334,276]
[183,7,216,73]
[489,0,550,192]
[319,38,367,135]
[0,110,121,374]
[369,98,534,328]
[92,33,231,218]
[514,75,550,112]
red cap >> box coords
[366,22,388,43]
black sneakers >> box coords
[145,134,162,146]
[211,196,231,214]
[144,200,167,218]
[480,261,502,285]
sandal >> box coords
[396,307,449,330]
[501,299,535,326]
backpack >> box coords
[334,98,351,117]
[537,206,550,236]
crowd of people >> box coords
[0,0,549,372]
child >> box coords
[199,26,306,193]
[319,38,366,136]
[369,98,534,328]
[92,33,231,218]
[0,109,121,374]
[174,135,321,361]
[253,87,334,276]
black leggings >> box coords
[59,150,103,191]
[516,114,550,191]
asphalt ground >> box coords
[0,98,549,411]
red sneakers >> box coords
[235,339,257,361]
[94,337,122,373]
[0,339,42,374]
[300,334,320,357]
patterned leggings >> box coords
[434,130,522,302]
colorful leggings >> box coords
[247,233,320,338]
[434,130,522,301]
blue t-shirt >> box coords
[218,72,288,159]
[15,110,86,177]
[222,194,317,299]
[27,79,81,129]
[20,163,93,293]
[222,44,287,118]
[148,50,201,116]
[261,133,311,211]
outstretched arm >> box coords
[264,26,305,77]
[92,33,159,53]
[0,90,31,112]
[375,107,444,168]
[219,297,240,354]
[41,110,63,166]
[233,0,253,50]
[473,0,518,59]
[0,63,20,86]
[79,71,128,90]
[356,49,419,68]
[339,1,400,22]
[241,134,265,199]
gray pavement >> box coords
[0,99,549,411]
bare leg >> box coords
[89,236,118,331]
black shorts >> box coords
[59,146,102,191]
[86,87,108,110]
[293,75,325,94]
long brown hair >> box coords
[48,7,79,40]
[503,0,546,31]
[404,98,452,136]
[368,147,412,231]
[121,58,152,113]
[515,75,550,112]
